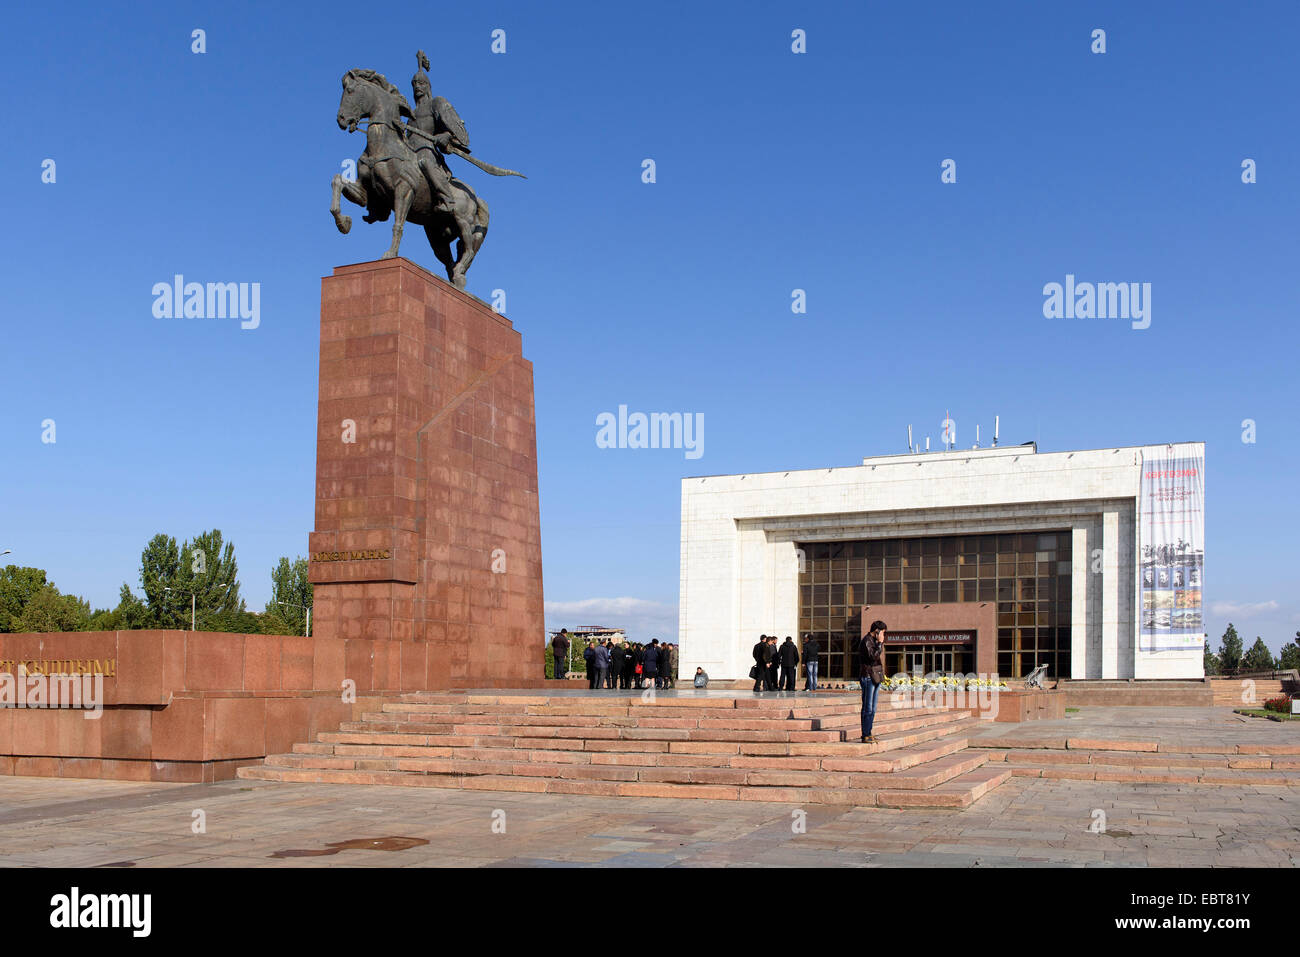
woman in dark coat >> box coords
[642,639,661,689]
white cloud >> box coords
[544,596,678,643]
[1210,599,1280,617]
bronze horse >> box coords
[332,69,487,288]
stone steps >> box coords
[972,736,1300,756]
[355,703,962,736]
[316,717,979,763]
[974,746,1300,786]
[336,714,973,752]
[259,743,987,790]
[292,726,974,774]
[376,701,869,721]
[1211,680,1283,706]
[237,761,1012,808]
[238,692,1008,807]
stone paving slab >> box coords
[969,706,1300,752]
[0,770,1297,868]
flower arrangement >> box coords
[881,675,1008,691]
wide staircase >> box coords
[971,736,1300,786]
[237,692,1011,808]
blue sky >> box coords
[2,1,1297,653]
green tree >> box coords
[1217,623,1243,673]
[1203,647,1220,676]
[1240,637,1277,672]
[1279,632,1300,672]
[134,533,184,627]
[261,556,313,636]
[132,529,245,630]
[0,566,51,632]
[207,608,263,634]
[103,583,153,630]
[0,565,101,633]
[11,585,91,632]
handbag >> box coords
[635,663,643,675]
[749,665,759,679]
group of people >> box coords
[550,630,681,690]
[545,620,891,745]
[750,634,823,692]
[750,635,800,692]
[747,624,886,744]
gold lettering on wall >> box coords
[310,549,392,563]
[0,659,117,677]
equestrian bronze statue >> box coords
[331,51,525,289]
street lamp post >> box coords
[165,584,228,631]
[273,601,312,637]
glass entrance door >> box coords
[899,647,961,676]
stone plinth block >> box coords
[309,258,545,687]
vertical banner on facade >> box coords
[1138,447,1205,652]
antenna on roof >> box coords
[925,436,930,451]
[993,415,1000,448]
[974,424,980,449]
[907,424,913,453]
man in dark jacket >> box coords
[621,643,635,689]
[858,620,888,742]
[779,636,799,691]
[610,641,626,690]
[643,639,661,689]
[591,640,610,691]
[764,636,779,691]
[583,641,596,689]
[801,633,821,691]
[752,635,768,693]
[551,630,570,679]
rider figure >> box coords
[409,51,457,214]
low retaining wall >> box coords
[0,629,542,783]
[1060,679,1213,707]
[971,689,1066,722]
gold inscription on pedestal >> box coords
[0,659,117,677]
[310,549,392,563]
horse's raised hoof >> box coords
[336,215,352,234]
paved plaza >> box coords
[969,706,1300,751]
[0,706,1296,868]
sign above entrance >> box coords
[888,631,974,645]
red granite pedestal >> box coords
[309,258,545,688]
